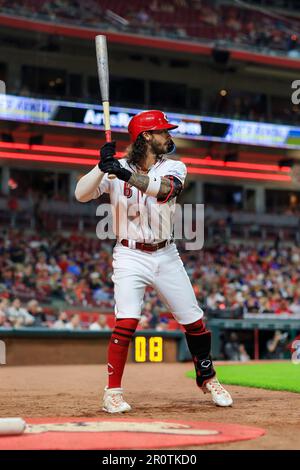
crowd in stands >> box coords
[0,230,300,331]
[0,0,299,56]
[0,230,115,307]
[183,242,300,316]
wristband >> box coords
[145,175,161,197]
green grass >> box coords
[186,362,300,393]
[286,137,300,145]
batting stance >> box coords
[75,110,233,413]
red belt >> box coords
[120,239,172,252]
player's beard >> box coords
[151,138,174,156]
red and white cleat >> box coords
[203,377,233,407]
[102,386,132,413]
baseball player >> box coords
[75,110,233,413]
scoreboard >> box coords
[134,336,163,363]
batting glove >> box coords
[99,141,116,168]
[99,158,132,182]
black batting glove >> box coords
[98,141,116,168]
[99,158,132,182]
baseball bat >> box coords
[95,35,115,179]
[0,418,26,435]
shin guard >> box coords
[184,326,216,388]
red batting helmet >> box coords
[128,110,178,142]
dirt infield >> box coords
[1,363,300,450]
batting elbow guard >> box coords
[157,175,183,204]
[185,330,216,387]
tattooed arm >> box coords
[128,173,183,202]
[128,173,170,199]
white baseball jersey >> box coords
[96,156,187,244]
[77,154,202,324]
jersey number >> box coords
[124,182,133,198]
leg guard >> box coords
[184,327,216,388]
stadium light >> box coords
[0,141,123,158]
[187,167,291,182]
[0,142,292,181]
[0,151,98,166]
[0,151,292,182]
[181,157,291,173]
[0,143,290,173]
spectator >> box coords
[274,299,292,315]
[258,297,273,314]
[239,344,250,362]
[265,330,289,359]
[52,311,69,329]
[7,298,34,327]
[58,254,69,273]
[33,198,44,231]
[0,298,9,317]
[246,297,260,313]
[0,312,10,328]
[1,269,14,290]
[7,196,19,227]
[92,285,111,303]
[67,260,81,277]
[65,313,82,330]
[89,314,110,331]
[0,0,297,61]
[27,299,47,326]
[0,297,10,327]
[136,315,150,330]
[155,317,169,331]
[36,253,49,273]
[142,300,156,327]
[289,300,300,315]
[224,332,241,361]
[48,257,62,275]
[136,9,150,24]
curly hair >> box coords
[126,134,148,166]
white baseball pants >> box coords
[111,242,203,325]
